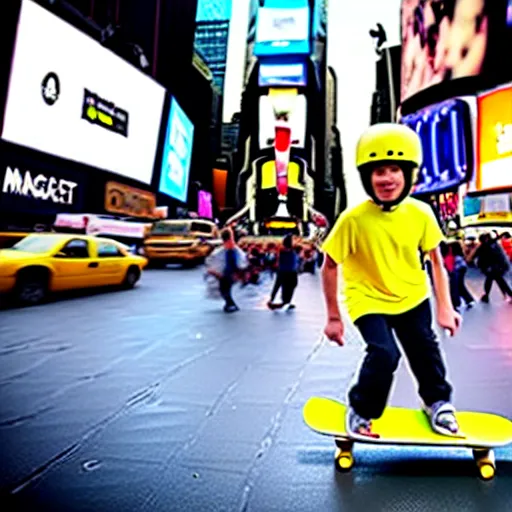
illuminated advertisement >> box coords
[401,0,496,102]
[428,190,462,230]
[259,94,306,149]
[158,98,194,203]
[476,85,512,192]
[254,6,311,56]
[463,192,512,225]
[401,98,474,195]
[258,62,307,87]
[198,190,213,219]
[1,0,165,184]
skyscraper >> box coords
[194,0,233,93]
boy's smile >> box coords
[371,165,406,203]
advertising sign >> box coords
[198,190,213,219]
[476,85,512,192]
[401,0,497,102]
[1,0,165,184]
[158,97,194,203]
[254,6,311,56]
[259,94,307,149]
[401,98,474,195]
[463,192,512,225]
[104,181,156,219]
[258,62,307,87]
[0,148,85,214]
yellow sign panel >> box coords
[260,161,303,191]
[104,181,156,218]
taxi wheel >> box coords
[15,270,49,306]
[123,266,140,289]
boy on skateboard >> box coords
[321,123,462,439]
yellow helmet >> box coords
[356,123,423,170]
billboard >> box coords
[259,94,307,149]
[0,144,86,215]
[401,0,496,102]
[254,6,311,56]
[198,190,213,218]
[476,84,512,193]
[1,0,165,185]
[463,192,512,225]
[158,97,194,203]
[258,62,307,87]
[401,97,475,195]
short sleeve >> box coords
[321,212,357,265]
[420,204,444,253]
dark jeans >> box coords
[348,299,452,419]
[270,271,298,304]
[219,277,236,308]
[483,270,512,298]
[450,268,475,308]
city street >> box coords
[1,267,512,511]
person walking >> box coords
[206,228,248,313]
[268,234,299,310]
[472,233,512,303]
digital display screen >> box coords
[401,98,474,195]
[1,0,165,184]
[258,62,307,87]
[258,94,306,149]
[158,98,194,203]
[476,85,512,192]
[254,6,311,56]
[198,190,213,218]
[401,0,491,102]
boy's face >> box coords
[371,164,406,203]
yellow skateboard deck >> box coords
[303,397,512,479]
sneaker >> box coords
[345,407,380,439]
[466,301,475,309]
[424,401,461,437]
[285,303,296,311]
[224,304,239,313]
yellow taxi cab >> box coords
[142,219,220,267]
[0,233,148,306]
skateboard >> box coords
[303,397,512,480]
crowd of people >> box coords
[205,228,321,313]
[439,231,512,310]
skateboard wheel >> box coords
[335,449,354,472]
[479,463,495,481]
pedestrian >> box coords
[450,241,475,308]
[206,227,248,313]
[472,233,512,303]
[321,123,462,439]
[268,234,299,310]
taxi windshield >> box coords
[11,235,61,254]
[150,222,189,235]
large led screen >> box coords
[476,84,512,192]
[158,98,194,203]
[1,0,165,185]
[401,98,474,195]
[258,62,307,87]
[198,190,213,219]
[401,0,492,102]
[259,95,306,150]
[254,6,310,56]
[463,192,512,224]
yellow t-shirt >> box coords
[322,197,444,322]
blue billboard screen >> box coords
[401,98,474,196]
[158,98,194,203]
[258,62,307,87]
[254,6,311,57]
